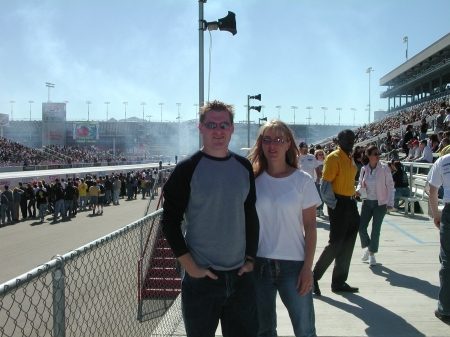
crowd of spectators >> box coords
[0,138,150,167]
[313,96,450,156]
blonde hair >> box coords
[314,149,326,160]
[247,119,299,178]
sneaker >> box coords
[392,208,398,212]
[435,309,450,321]
[361,249,370,261]
[369,255,377,266]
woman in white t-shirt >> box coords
[248,119,321,337]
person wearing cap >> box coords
[299,142,321,217]
[312,129,360,295]
[409,140,421,160]
[427,154,450,322]
[415,140,433,163]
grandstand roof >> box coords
[380,33,450,87]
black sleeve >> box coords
[161,154,199,258]
[234,154,260,259]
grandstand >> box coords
[1,119,353,159]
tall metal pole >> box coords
[10,100,15,121]
[366,67,373,124]
[86,101,91,121]
[105,101,110,120]
[276,106,281,119]
[351,108,356,126]
[46,82,55,102]
[194,103,199,120]
[321,107,327,125]
[159,102,164,122]
[199,1,205,148]
[306,107,313,125]
[291,106,297,124]
[176,103,181,123]
[123,102,128,121]
[141,102,146,122]
[336,108,342,126]
[28,100,34,121]
[247,96,250,149]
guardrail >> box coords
[0,209,182,337]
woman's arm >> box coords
[296,205,317,296]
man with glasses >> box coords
[162,100,260,336]
[312,129,361,295]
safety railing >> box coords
[0,209,183,337]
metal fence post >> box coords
[52,255,66,337]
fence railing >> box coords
[0,209,183,337]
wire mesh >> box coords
[0,210,183,337]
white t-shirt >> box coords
[299,154,318,179]
[428,154,450,203]
[255,170,321,261]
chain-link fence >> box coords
[0,209,183,337]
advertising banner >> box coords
[42,103,67,146]
[0,113,9,127]
[72,121,100,143]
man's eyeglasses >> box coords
[201,122,232,130]
[262,137,286,145]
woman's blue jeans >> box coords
[254,258,316,337]
[359,199,387,253]
[315,183,323,212]
[438,205,450,315]
[394,187,410,208]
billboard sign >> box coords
[42,103,67,146]
[0,113,9,127]
[72,122,100,143]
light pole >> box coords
[63,100,69,120]
[276,105,281,119]
[321,107,328,125]
[291,106,297,124]
[28,100,34,121]
[159,102,164,122]
[336,107,342,126]
[105,101,110,120]
[86,101,91,121]
[306,106,313,125]
[123,102,128,121]
[141,102,146,122]
[199,3,237,148]
[351,108,357,126]
[146,115,152,122]
[366,67,374,124]
[261,105,265,118]
[247,94,262,148]
[194,103,199,120]
[403,36,408,60]
[10,100,15,121]
[45,82,55,102]
[176,103,181,123]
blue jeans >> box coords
[254,259,316,337]
[113,190,120,204]
[181,268,259,337]
[1,204,7,224]
[105,190,111,204]
[64,200,73,218]
[394,187,410,208]
[438,205,450,315]
[79,196,87,210]
[315,183,323,211]
[53,199,65,221]
[141,188,147,198]
[359,199,387,253]
[38,203,47,220]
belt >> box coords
[335,194,356,200]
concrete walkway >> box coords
[172,206,449,336]
[1,197,448,336]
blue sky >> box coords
[1,0,449,126]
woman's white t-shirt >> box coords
[255,170,321,261]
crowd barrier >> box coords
[0,169,183,337]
